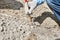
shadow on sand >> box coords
[34,12,60,26]
[0,0,23,10]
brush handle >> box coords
[24,0,28,2]
[24,0,29,14]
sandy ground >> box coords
[0,0,60,40]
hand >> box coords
[28,0,37,14]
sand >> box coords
[0,0,60,40]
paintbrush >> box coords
[24,0,33,22]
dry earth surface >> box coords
[0,0,60,40]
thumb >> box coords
[28,1,33,8]
[28,1,37,14]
